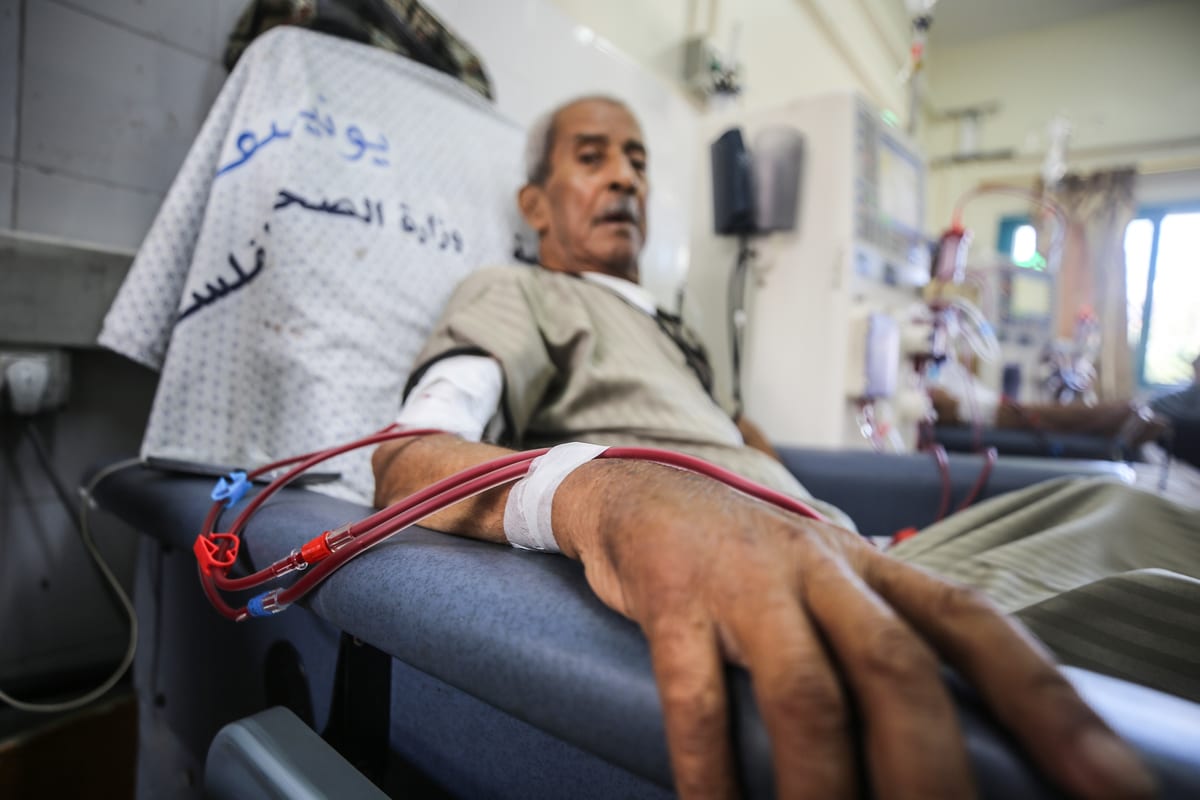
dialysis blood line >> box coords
[193,427,826,621]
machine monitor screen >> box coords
[877,135,923,236]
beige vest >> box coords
[410,265,853,528]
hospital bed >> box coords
[90,449,1200,799]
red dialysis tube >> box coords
[194,430,827,621]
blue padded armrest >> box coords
[933,426,1134,461]
[92,463,1200,798]
[776,447,1135,537]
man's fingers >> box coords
[727,596,857,799]
[645,612,738,800]
[803,559,975,800]
[866,556,1157,799]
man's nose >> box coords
[606,157,641,193]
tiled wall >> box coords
[1,0,245,249]
[0,0,242,689]
[0,162,12,227]
[0,1,17,162]
[1,0,19,227]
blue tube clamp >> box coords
[211,470,251,509]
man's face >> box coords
[520,100,648,281]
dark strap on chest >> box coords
[654,309,716,399]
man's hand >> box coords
[374,437,1155,799]
[555,460,1154,799]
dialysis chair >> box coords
[90,27,1200,800]
[90,449,1200,799]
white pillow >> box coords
[99,28,525,503]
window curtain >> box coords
[1036,168,1138,401]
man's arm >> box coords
[372,436,1153,799]
[373,433,514,542]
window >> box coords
[997,205,1200,387]
[1128,206,1200,386]
[996,217,1045,269]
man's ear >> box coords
[518,184,549,235]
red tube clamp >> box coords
[194,533,240,575]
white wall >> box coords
[922,0,1200,257]
[548,0,912,118]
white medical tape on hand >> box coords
[503,442,609,552]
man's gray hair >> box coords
[524,95,630,186]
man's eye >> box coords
[579,151,601,165]
[631,159,647,173]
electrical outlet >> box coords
[0,348,71,415]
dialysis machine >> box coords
[690,92,928,449]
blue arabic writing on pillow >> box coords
[272,187,464,252]
[217,96,390,177]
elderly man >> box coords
[373,96,1158,798]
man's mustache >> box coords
[594,199,642,225]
